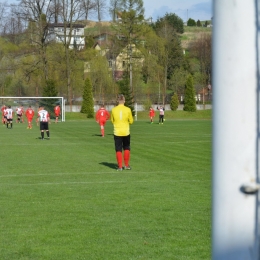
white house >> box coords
[47,23,85,50]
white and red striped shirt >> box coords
[38,110,49,122]
[5,108,13,119]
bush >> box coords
[170,93,179,111]
[81,78,94,118]
[183,75,196,112]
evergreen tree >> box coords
[41,79,58,119]
[187,18,196,26]
[117,75,135,116]
[170,92,179,111]
[197,20,201,27]
[183,75,196,112]
[81,78,94,118]
[153,13,184,34]
[42,79,58,97]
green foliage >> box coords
[117,76,135,116]
[167,34,186,79]
[85,36,95,48]
[197,20,202,27]
[81,78,94,118]
[170,92,179,111]
[187,18,196,27]
[113,0,146,45]
[183,75,196,112]
[143,99,152,111]
[43,79,58,97]
[153,13,184,34]
[41,79,58,118]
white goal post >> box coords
[0,96,65,122]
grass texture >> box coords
[0,116,211,260]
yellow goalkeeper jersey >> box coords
[111,104,133,136]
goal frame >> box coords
[0,96,65,122]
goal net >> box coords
[0,97,65,122]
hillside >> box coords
[83,20,212,50]
[181,26,212,49]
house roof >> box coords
[48,23,85,28]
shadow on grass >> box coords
[99,162,117,169]
[92,134,114,137]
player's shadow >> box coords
[92,134,113,137]
[100,162,117,170]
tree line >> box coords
[0,0,212,112]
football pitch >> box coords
[0,118,211,259]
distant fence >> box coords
[65,104,212,112]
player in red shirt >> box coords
[1,104,6,125]
[25,105,35,129]
[149,107,155,124]
[54,104,61,123]
[95,105,110,137]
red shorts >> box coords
[99,119,107,126]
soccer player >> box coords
[54,104,61,123]
[5,105,13,129]
[25,105,35,129]
[16,105,24,123]
[37,105,50,140]
[1,104,6,125]
[149,107,155,124]
[95,104,110,137]
[157,105,165,124]
[111,94,133,171]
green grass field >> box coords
[0,113,211,260]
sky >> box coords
[142,0,212,22]
[4,0,213,23]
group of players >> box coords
[1,104,61,130]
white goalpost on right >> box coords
[0,96,65,122]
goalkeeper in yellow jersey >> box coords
[111,94,134,171]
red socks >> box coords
[116,150,130,168]
[116,151,123,168]
[124,150,130,167]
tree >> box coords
[197,20,201,27]
[190,33,212,86]
[113,0,145,94]
[81,0,96,20]
[169,67,189,98]
[153,12,184,34]
[41,79,58,118]
[187,18,196,27]
[109,0,122,21]
[153,18,185,105]
[170,92,179,111]
[94,0,107,22]
[18,0,54,81]
[81,78,94,118]
[183,75,196,112]
[59,0,85,110]
[88,55,114,104]
[117,75,135,116]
